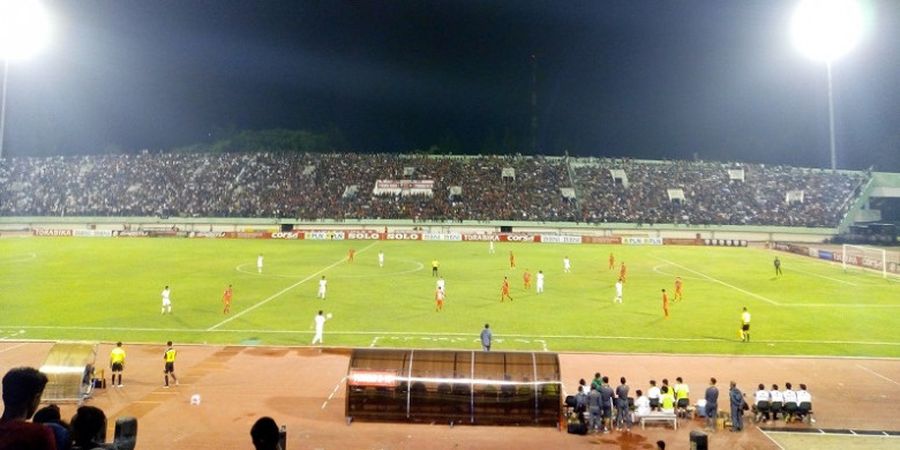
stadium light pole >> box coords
[790,0,864,170]
[0,0,52,160]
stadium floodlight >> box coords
[790,0,864,171]
[0,0,52,159]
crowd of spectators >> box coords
[0,152,867,227]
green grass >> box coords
[0,238,898,357]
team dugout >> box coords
[345,349,562,426]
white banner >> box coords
[73,229,113,238]
[540,235,582,244]
[306,231,346,240]
[622,237,663,245]
[373,179,434,196]
[421,232,462,241]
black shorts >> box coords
[111,362,124,372]
[164,362,175,373]
[742,324,750,331]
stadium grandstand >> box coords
[0,152,870,227]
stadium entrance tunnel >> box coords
[345,349,562,427]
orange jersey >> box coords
[501,280,510,294]
[662,292,669,305]
[523,272,531,283]
[609,254,615,268]
[509,254,516,267]
[674,279,683,292]
[222,288,233,302]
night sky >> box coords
[5,0,900,170]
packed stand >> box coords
[0,152,866,226]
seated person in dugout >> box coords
[647,380,661,411]
[795,384,812,421]
[782,382,799,422]
[769,384,784,421]
[659,386,676,414]
[673,377,690,417]
[753,383,771,421]
[634,389,651,419]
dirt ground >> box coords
[1,341,898,449]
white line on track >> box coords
[5,325,899,347]
[653,256,781,305]
[756,427,787,450]
[208,242,377,331]
[0,343,28,354]
[856,364,900,386]
[321,376,346,410]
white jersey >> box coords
[319,279,327,291]
[770,390,784,403]
[755,389,770,405]
[315,314,326,332]
[378,252,384,266]
[796,390,811,403]
[742,311,751,324]
[563,258,571,271]
[782,389,798,404]
[257,256,263,267]
[161,289,171,305]
[489,241,495,253]
[536,273,545,292]
[437,279,445,292]
[615,281,623,297]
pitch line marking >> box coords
[654,256,780,305]
[651,263,705,282]
[856,364,900,387]
[208,242,377,331]
[787,266,859,286]
[5,325,900,347]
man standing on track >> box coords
[110,342,126,387]
[161,285,172,315]
[480,324,492,351]
[222,284,233,314]
[163,341,178,388]
[740,307,751,342]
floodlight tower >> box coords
[0,0,51,160]
[791,0,864,170]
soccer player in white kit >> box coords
[317,276,327,299]
[257,254,263,273]
[378,251,384,268]
[614,279,623,303]
[436,277,446,293]
[489,241,495,254]
[161,286,172,314]
[563,256,571,273]
[311,310,328,344]
[536,271,545,293]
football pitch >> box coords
[1,238,898,358]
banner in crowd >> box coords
[73,229,113,237]
[32,229,72,237]
[622,237,663,245]
[373,179,434,196]
[539,234,582,244]
[580,236,622,244]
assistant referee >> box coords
[110,342,126,387]
[163,341,178,388]
[741,307,751,342]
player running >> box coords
[500,276,514,302]
[614,278,623,304]
[740,307,751,342]
[257,254,263,273]
[222,284,233,314]
[619,262,627,283]
[563,256,571,273]
[317,276,327,299]
[661,289,669,319]
[536,270,545,294]
[674,277,683,302]
[489,240,495,254]
[523,269,532,289]
[161,285,172,314]
[435,287,445,312]
[437,276,446,293]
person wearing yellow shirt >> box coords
[109,342,126,387]
[660,386,676,414]
[673,376,690,418]
[163,341,178,388]
[431,259,439,277]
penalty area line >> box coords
[653,256,780,306]
[207,242,377,331]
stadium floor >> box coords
[1,342,897,449]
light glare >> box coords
[0,0,51,60]
[791,0,864,62]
